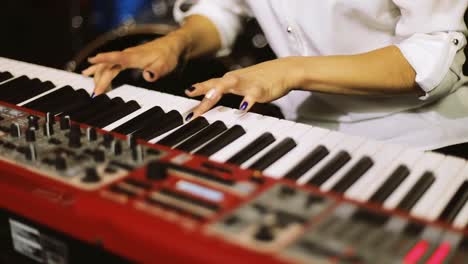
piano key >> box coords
[368,165,411,204]
[66,95,116,122]
[410,156,465,219]
[248,137,297,171]
[383,152,445,210]
[263,126,330,178]
[396,171,436,212]
[175,121,228,152]
[8,80,56,104]
[0,71,13,83]
[194,125,246,157]
[439,180,468,223]
[209,114,279,162]
[80,96,126,124]
[0,75,32,100]
[342,144,406,201]
[23,85,76,110]
[112,106,165,135]
[45,89,91,115]
[296,134,365,185]
[2,78,42,102]
[329,155,373,193]
[133,110,184,141]
[157,117,210,147]
[87,100,141,128]
[226,132,276,165]
[283,145,329,181]
[239,121,307,169]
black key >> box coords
[24,85,75,110]
[75,96,122,123]
[176,121,227,152]
[87,100,141,128]
[330,155,373,193]
[307,151,352,187]
[438,181,468,223]
[8,80,56,104]
[80,97,126,124]
[249,137,297,171]
[112,106,164,135]
[195,125,246,157]
[133,110,184,141]
[0,76,31,100]
[1,78,42,103]
[369,165,410,204]
[157,117,210,147]
[284,145,329,180]
[226,132,276,165]
[0,71,13,82]
[397,171,435,212]
[48,89,91,114]
[63,94,112,121]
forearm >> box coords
[292,45,421,96]
[167,15,222,59]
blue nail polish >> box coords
[240,102,248,111]
[185,112,194,122]
[187,86,196,92]
[91,92,95,98]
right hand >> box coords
[82,32,190,95]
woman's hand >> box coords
[185,57,302,121]
[83,31,190,96]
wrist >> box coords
[165,29,194,57]
[281,56,308,92]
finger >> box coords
[142,58,165,82]
[239,96,256,112]
[186,74,239,97]
[82,64,99,76]
[94,67,120,95]
[186,87,223,121]
[88,52,124,65]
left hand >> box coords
[184,57,302,121]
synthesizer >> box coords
[0,57,466,263]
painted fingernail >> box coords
[240,102,248,111]
[186,86,196,92]
[185,112,194,122]
[146,71,155,79]
[91,92,95,98]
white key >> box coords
[263,126,331,178]
[209,114,279,162]
[240,121,309,169]
[383,152,446,210]
[411,156,466,219]
[360,148,424,202]
[451,165,468,228]
[319,139,384,191]
[296,134,366,185]
[344,144,405,201]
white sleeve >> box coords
[173,0,250,56]
[392,0,468,100]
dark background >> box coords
[0,1,466,74]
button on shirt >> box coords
[175,0,468,150]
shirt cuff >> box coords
[395,31,467,101]
[173,0,244,57]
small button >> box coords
[286,26,292,33]
[453,38,459,46]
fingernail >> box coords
[146,71,155,79]
[240,102,248,111]
[186,86,196,92]
[91,92,95,98]
[185,112,194,122]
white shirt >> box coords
[175,0,468,150]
